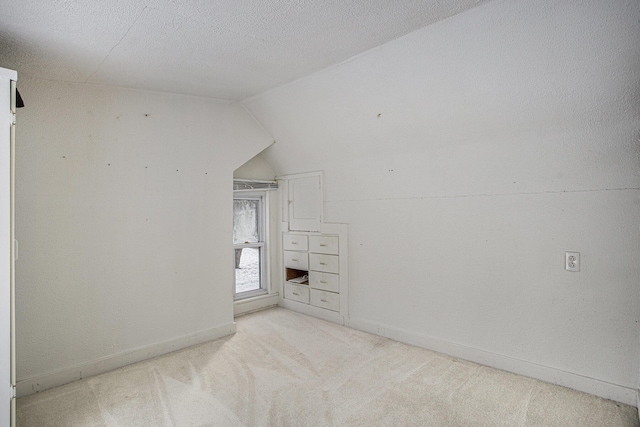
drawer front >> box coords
[310,289,340,312]
[285,283,310,304]
[283,234,308,251]
[309,253,339,274]
[284,251,308,270]
[309,235,339,255]
[309,271,340,293]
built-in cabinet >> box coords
[282,172,322,232]
[282,230,347,321]
[277,171,348,323]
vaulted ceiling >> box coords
[0,0,489,101]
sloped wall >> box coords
[15,78,272,392]
[245,0,640,403]
[234,155,276,180]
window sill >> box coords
[234,288,267,301]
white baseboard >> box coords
[279,299,345,325]
[17,322,237,398]
[234,293,279,317]
[345,316,636,407]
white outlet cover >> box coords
[565,251,580,272]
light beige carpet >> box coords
[18,307,638,426]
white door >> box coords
[0,67,16,427]
[288,174,322,232]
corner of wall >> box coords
[16,322,236,398]
[344,316,637,407]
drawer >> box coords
[309,235,339,255]
[310,289,339,312]
[309,253,339,274]
[284,283,310,304]
[309,271,339,293]
[284,251,308,270]
[283,234,308,251]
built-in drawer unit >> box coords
[284,282,310,304]
[283,250,309,270]
[309,271,339,293]
[309,235,339,255]
[309,253,339,274]
[310,289,339,312]
[282,230,346,317]
[283,234,309,251]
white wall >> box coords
[245,0,640,403]
[0,67,16,425]
[233,155,276,180]
[15,78,272,391]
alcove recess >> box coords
[278,171,349,324]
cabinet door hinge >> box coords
[10,385,16,399]
[9,113,16,126]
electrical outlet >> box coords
[565,252,580,272]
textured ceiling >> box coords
[0,0,489,101]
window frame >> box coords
[233,191,268,300]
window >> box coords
[233,192,267,299]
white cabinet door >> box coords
[288,174,322,232]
